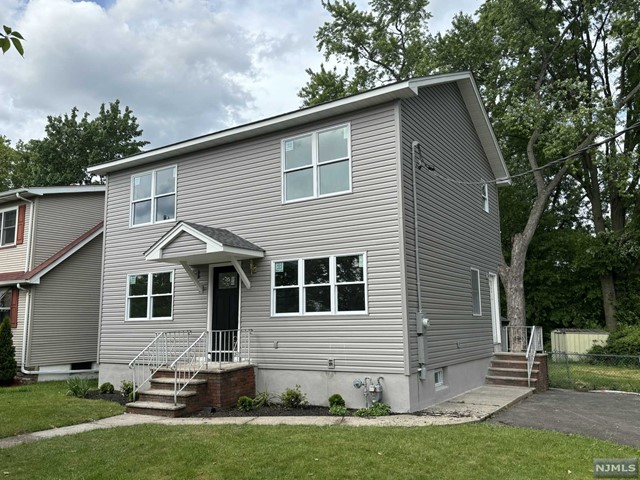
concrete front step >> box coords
[137,389,198,405]
[126,401,187,417]
[149,377,208,392]
[488,367,539,379]
[490,359,540,370]
[486,375,537,388]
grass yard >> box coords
[549,361,640,392]
[0,381,124,438]
[1,423,638,479]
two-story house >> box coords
[88,72,511,414]
[0,185,105,380]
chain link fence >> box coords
[548,352,640,393]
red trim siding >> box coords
[9,288,18,328]
[16,204,26,245]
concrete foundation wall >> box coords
[409,356,492,411]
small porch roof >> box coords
[144,221,265,265]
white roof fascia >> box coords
[27,185,106,195]
[27,227,104,283]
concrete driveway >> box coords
[488,389,640,448]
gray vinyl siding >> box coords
[32,193,105,266]
[100,103,405,373]
[28,235,103,366]
[400,83,503,370]
[162,232,207,258]
[0,201,31,272]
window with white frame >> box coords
[434,368,445,387]
[272,253,367,315]
[0,208,17,246]
[471,268,481,316]
[131,166,176,226]
[481,183,489,213]
[127,271,174,320]
[282,124,351,202]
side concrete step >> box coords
[149,377,208,392]
[488,367,539,379]
[486,375,538,388]
[126,401,187,417]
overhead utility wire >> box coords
[420,122,640,186]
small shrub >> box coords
[328,393,345,408]
[354,402,391,417]
[237,396,254,412]
[128,391,138,402]
[253,391,274,408]
[120,380,134,398]
[0,318,17,385]
[279,385,308,409]
[99,382,115,394]
[66,376,90,398]
[329,404,348,416]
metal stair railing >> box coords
[209,328,253,369]
[128,330,193,399]
[169,331,208,405]
[525,326,543,387]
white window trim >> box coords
[434,368,445,387]
[0,206,18,247]
[125,270,175,321]
[471,267,482,316]
[129,165,177,228]
[281,123,352,204]
[481,182,489,213]
[271,252,368,316]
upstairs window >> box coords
[282,124,351,202]
[272,253,367,315]
[0,208,17,247]
[481,183,489,213]
[471,268,482,316]
[126,271,174,320]
[131,166,176,226]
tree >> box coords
[0,136,23,191]
[299,0,640,342]
[18,100,149,186]
[0,25,24,57]
[0,318,17,385]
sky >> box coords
[0,0,479,149]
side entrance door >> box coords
[488,273,502,351]
[212,266,240,361]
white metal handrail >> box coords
[170,331,207,404]
[128,330,193,398]
[525,326,538,387]
[502,326,544,353]
[209,329,253,369]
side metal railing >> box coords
[169,331,208,404]
[209,328,253,369]
[502,325,543,353]
[128,330,193,399]
[525,326,542,387]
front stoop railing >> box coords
[500,325,544,387]
[129,328,254,405]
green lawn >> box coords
[549,361,640,392]
[0,380,125,438]
[1,423,638,479]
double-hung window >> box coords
[471,268,481,316]
[0,208,17,247]
[282,124,351,202]
[481,183,489,213]
[126,271,174,320]
[272,253,367,315]
[131,166,176,226]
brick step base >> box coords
[487,367,539,379]
[486,375,537,388]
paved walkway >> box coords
[488,388,640,448]
[0,385,532,449]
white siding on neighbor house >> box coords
[32,193,105,266]
[401,83,503,370]
[28,235,103,366]
[162,232,207,258]
[100,103,406,374]
[0,201,31,273]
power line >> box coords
[420,122,640,186]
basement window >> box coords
[434,368,445,387]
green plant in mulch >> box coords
[278,385,308,409]
[354,402,391,417]
[328,393,345,408]
[120,380,133,398]
[253,391,275,408]
[329,404,348,416]
[237,396,254,412]
[66,377,91,398]
[99,382,115,394]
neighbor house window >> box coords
[0,288,17,328]
[471,268,481,316]
[126,271,174,320]
[272,253,367,315]
[282,124,351,202]
[481,183,489,213]
[0,208,17,246]
[131,166,177,226]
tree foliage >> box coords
[0,25,24,57]
[15,100,148,187]
[0,318,17,385]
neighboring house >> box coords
[88,72,511,412]
[0,186,105,380]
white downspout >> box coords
[15,193,98,376]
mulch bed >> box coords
[85,390,129,406]
[196,405,335,417]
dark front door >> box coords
[212,266,240,361]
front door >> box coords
[488,273,502,351]
[212,266,240,361]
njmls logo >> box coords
[594,458,638,478]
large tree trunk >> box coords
[601,272,617,331]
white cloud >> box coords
[0,0,475,150]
